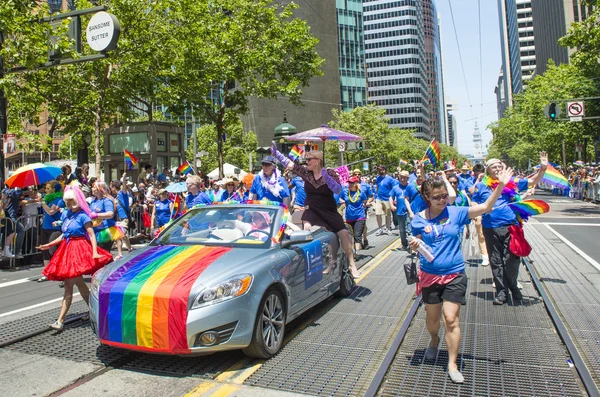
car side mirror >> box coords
[281,230,313,249]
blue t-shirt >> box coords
[115,191,131,220]
[219,190,237,202]
[405,183,428,213]
[389,184,409,215]
[375,175,398,201]
[155,199,171,227]
[290,177,306,207]
[2,188,22,219]
[42,197,65,230]
[157,173,168,183]
[360,181,374,198]
[452,191,469,207]
[250,174,290,203]
[411,206,471,275]
[342,188,367,221]
[61,210,92,239]
[472,178,529,228]
[186,191,213,208]
[90,197,116,232]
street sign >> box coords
[363,161,369,171]
[338,142,345,152]
[567,101,584,122]
[86,12,120,52]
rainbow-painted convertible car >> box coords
[89,201,353,358]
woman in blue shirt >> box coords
[342,176,368,252]
[151,189,172,230]
[38,185,112,330]
[409,168,513,384]
[89,182,124,255]
[38,181,65,281]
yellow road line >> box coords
[184,238,400,396]
[183,381,218,397]
[208,384,240,397]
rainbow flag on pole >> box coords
[177,161,192,175]
[124,150,138,170]
[288,145,304,162]
[97,245,234,354]
[541,164,570,189]
[423,139,441,167]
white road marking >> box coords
[543,224,600,273]
[0,277,39,289]
[0,293,80,318]
[535,223,600,227]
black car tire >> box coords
[335,253,355,298]
[243,288,286,359]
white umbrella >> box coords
[207,163,248,179]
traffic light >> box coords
[358,142,364,150]
[549,103,557,120]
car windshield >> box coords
[154,206,279,247]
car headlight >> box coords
[192,274,253,309]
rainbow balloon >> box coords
[508,199,550,222]
[542,164,570,189]
[98,245,232,354]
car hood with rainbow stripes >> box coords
[91,244,272,354]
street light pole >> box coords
[0,31,7,184]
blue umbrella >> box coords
[165,182,187,193]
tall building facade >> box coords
[336,0,368,111]
[423,0,446,143]
[497,0,536,118]
[241,0,341,147]
[363,0,431,139]
[531,0,594,75]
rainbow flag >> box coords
[399,159,408,166]
[508,199,550,222]
[542,164,570,189]
[288,145,304,162]
[171,194,181,220]
[574,160,585,166]
[124,150,138,170]
[177,161,192,175]
[97,245,232,354]
[424,139,441,166]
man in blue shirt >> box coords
[2,187,25,257]
[472,153,548,305]
[184,175,213,210]
[352,169,374,247]
[389,171,411,249]
[250,156,290,207]
[110,177,133,253]
[374,165,398,235]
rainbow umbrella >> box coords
[5,163,63,188]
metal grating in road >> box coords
[0,300,88,344]
[122,351,244,378]
[377,261,585,397]
[527,223,600,391]
[245,249,416,396]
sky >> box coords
[436,0,501,156]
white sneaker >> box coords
[518,282,523,290]
[384,227,392,235]
[375,228,384,236]
[4,247,14,258]
[481,257,489,266]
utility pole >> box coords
[0,31,7,184]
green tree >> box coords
[559,0,600,76]
[487,63,599,167]
[168,0,324,178]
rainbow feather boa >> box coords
[481,175,521,202]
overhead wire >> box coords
[447,0,474,118]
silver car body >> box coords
[89,203,348,355]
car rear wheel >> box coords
[243,288,286,358]
[335,253,355,298]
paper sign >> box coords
[336,165,350,184]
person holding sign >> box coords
[271,142,361,278]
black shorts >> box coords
[421,272,467,305]
[346,220,365,244]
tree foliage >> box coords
[487,63,600,168]
[326,105,464,172]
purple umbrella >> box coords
[286,124,362,166]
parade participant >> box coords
[233,210,272,241]
[472,152,548,304]
[271,144,361,278]
[458,162,474,192]
[184,175,213,210]
[467,163,489,265]
[250,155,291,206]
[342,176,368,252]
[241,173,254,200]
[110,178,133,254]
[352,168,374,247]
[38,181,65,282]
[409,167,514,384]
[1,185,25,258]
[374,165,397,235]
[389,170,410,250]
[289,171,307,228]
[90,181,125,256]
[219,178,240,202]
[449,175,470,208]
[38,185,112,330]
[151,189,172,230]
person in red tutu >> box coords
[37,184,112,330]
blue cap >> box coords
[261,156,276,165]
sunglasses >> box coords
[430,194,449,201]
[306,157,319,161]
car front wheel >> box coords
[243,288,286,358]
[335,253,354,298]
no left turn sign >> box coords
[567,101,585,117]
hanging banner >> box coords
[3,134,15,154]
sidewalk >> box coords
[526,220,600,391]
